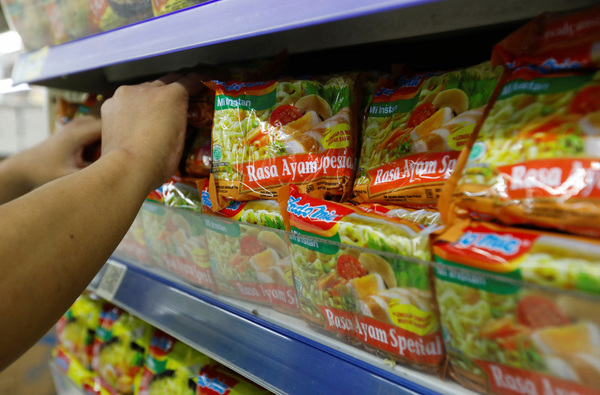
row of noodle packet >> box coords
[277,184,445,376]
[352,61,503,208]
[197,179,300,315]
[440,4,600,237]
[208,73,361,209]
[433,219,600,395]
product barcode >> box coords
[95,260,127,301]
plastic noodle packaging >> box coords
[56,292,103,369]
[354,203,442,228]
[278,184,445,375]
[135,329,213,395]
[91,303,153,394]
[353,62,502,208]
[197,364,272,395]
[184,92,215,179]
[209,74,359,207]
[199,180,299,314]
[444,5,600,237]
[153,180,215,290]
[433,219,600,394]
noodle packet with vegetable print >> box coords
[210,74,359,208]
[353,62,503,208]
[91,303,153,394]
[135,329,213,395]
[447,69,600,236]
[433,220,600,394]
[279,184,445,374]
[443,7,600,237]
[200,180,299,313]
[56,292,103,370]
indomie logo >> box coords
[287,197,338,222]
[456,231,522,256]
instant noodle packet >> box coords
[56,292,103,369]
[135,329,213,395]
[199,180,299,313]
[443,6,600,237]
[210,74,358,207]
[433,220,600,394]
[353,62,502,208]
[279,184,444,374]
[91,303,153,394]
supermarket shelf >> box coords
[89,258,474,395]
[11,0,596,91]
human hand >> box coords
[100,73,203,193]
[15,115,102,190]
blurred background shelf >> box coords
[10,0,597,92]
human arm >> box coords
[0,74,201,371]
[0,115,102,204]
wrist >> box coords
[97,149,159,198]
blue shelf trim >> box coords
[104,257,442,395]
